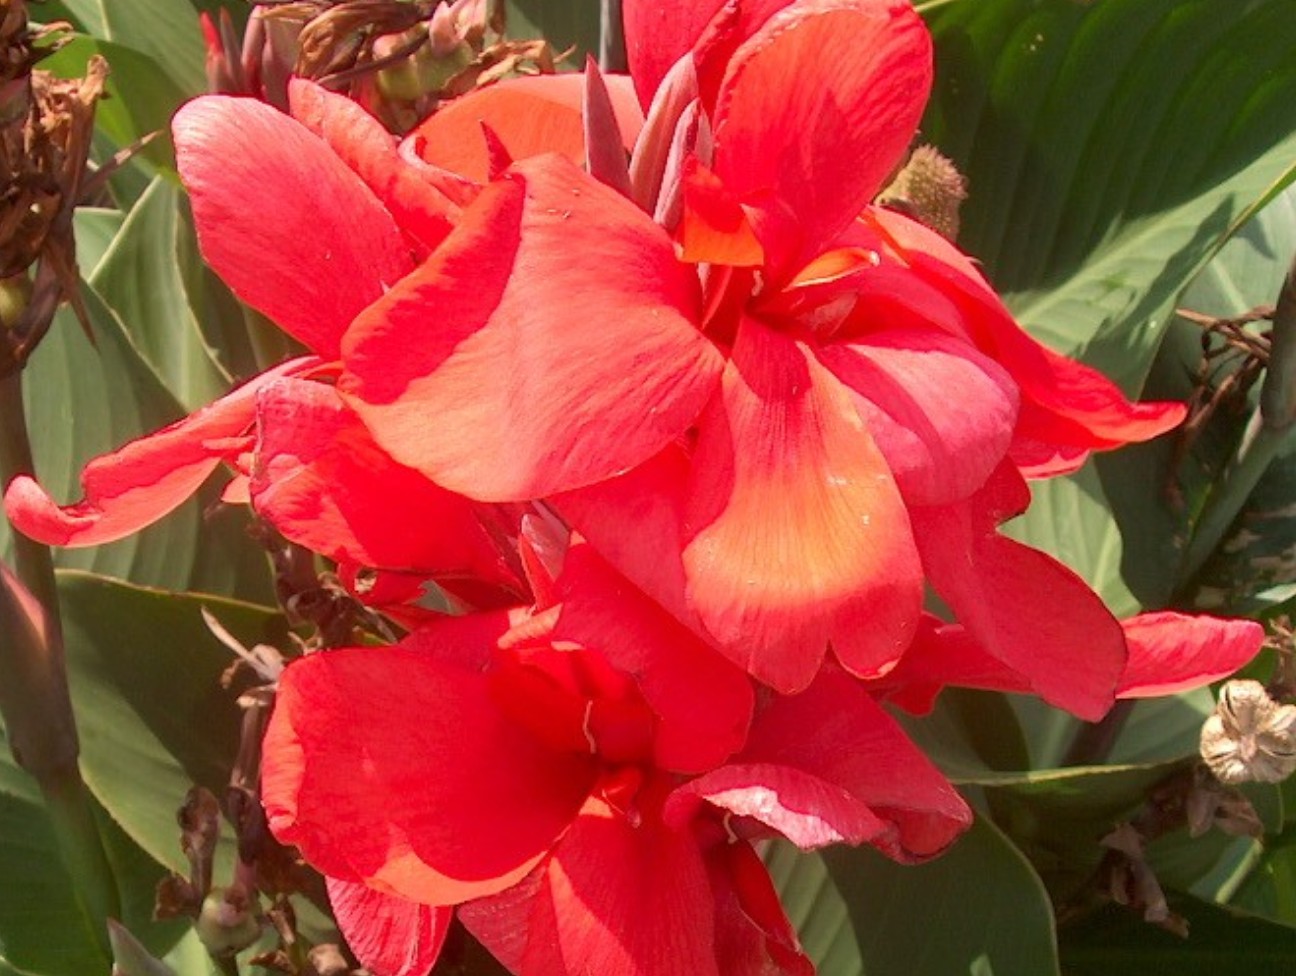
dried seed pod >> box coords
[1200,679,1296,784]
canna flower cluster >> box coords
[1,0,1268,973]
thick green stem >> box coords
[0,368,119,950]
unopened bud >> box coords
[1201,679,1296,784]
[1,274,31,331]
[195,885,261,957]
[877,144,968,241]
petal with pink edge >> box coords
[817,328,1019,507]
[3,357,314,547]
[174,96,414,357]
[340,154,719,501]
[909,464,1128,721]
[863,208,1186,470]
[326,879,451,976]
[674,667,971,861]
[1118,612,1264,698]
[713,0,931,276]
[684,316,923,692]
[261,644,596,905]
[410,74,643,184]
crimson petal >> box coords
[553,542,754,773]
[174,97,414,357]
[1118,612,1264,698]
[341,153,720,501]
[325,879,451,976]
[262,643,597,905]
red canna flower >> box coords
[338,0,1184,700]
[261,541,969,975]
[2,81,516,600]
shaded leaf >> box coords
[763,842,862,976]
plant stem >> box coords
[0,367,119,952]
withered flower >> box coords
[1,1,109,375]
[1200,679,1296,784]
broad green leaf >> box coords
[764,843,862,976]
[505,0,601,63]
[1059,893,1296,973]
[0,286,272,600]
[0,726,190,976]
[57,570,281,874]
[74,208,126,274]
[893,689,1030,780]
[924,0,1296,608]
[56,0,206,96]
[825,815,1060,976]
[90,177,232,411]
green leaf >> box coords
[0,726,190,976]
[1060,893,1296,973]
[825,815,1060,976]
[764,843,862,976]
[90,177,233,411]
[924,0,1296,607]
[56,570,281,875]
[56,0,206,95]
[505,0,601,63]
[0,281,272,599]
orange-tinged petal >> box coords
[683,317,922,692]
[3,358,315,547]
[713,0,931,273]
[288,78,456,255]
[250,379,516,587]
[410,74,643,184]
[173,97,414,357]
[341,154,719,501]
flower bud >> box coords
[877,144,968,241]
[1200,679,1296,784]
[195,885,262,958]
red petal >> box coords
[709,841,814,976]
[3,358,313,547]
[410,74,643,184]
[173,96,414,357]
[553,542,754,773]
[525,792,720,976]
[713,0,930,274]
[909,464,1127,721]
[326,879,450,976]
[683,317,922,692]
[624,0,727,109]
[1117,612,1265,698]
[863,208,1186,469]
[680,158,766,267]
[675,667,971,861]
[250,378,513,586]
[261,643,596,905]
[288,79,456,255]
[340,154,719,501]
[817,328,1019,506]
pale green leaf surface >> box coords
[57,0,206,95]
[825,816,1059,976]
[57,571,280,875]
[90,177,232,410]
[764,843,862,976]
